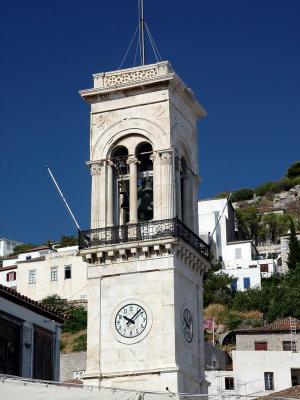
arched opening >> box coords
[111,146,129,225]
[136,142,153,222]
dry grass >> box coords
[61,329,87,353]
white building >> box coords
[0,237,22,257]
[206,317,300,397]
[198,198,277,291]
[0,245,88,302]
[0,283,63,381]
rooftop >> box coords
[236,317,300,334]
[0,284,65,323]
[256,384,300,399]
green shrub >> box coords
[63,306,87,333]
[72,333,87,352]
[230,188,254,202]
[287,161,300,179]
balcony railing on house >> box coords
[78,218,210,260]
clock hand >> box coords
[123,315,135,324]
[126,308,141,326]
[184,315,190,329]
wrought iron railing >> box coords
[78,218,210,260]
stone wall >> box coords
[60,352,86,382]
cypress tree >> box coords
[287,218,300,270]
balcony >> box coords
[78,218,210,260]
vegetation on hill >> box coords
[41,295,87,352]
[11,243,38,256]
[215,161,300,201]
[9,235,78,256]
[204,221,300,336]
[236,207,291,245]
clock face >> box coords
[182,308,193,343]
[115,303,147,338]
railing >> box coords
[78,218,210,260]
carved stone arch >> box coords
[172,122,197,172]
[176,138,195,172]
[92,118,165,160]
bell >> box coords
[118,159,126,168]
[142,178,153,193]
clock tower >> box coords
[79,61,210,394]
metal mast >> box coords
[139,0,145,65]
[46,166,81,231]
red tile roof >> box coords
[0,284,65,323]
[256,385,300,399]
[236,317,300,334]
[0,265,17,271]
[18,245,53,254]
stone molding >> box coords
[126,156,139,165]
[93,61,171,90]
[81,238,209,275]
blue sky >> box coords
[1,0,299,244]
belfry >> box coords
[79,4,210,393]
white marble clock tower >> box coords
[79,61,210,394]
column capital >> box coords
[149,151,159,162]
[88,162,103,176]
[126,156,139,165]
[160,151,173,165]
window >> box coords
[137,142,153,222]
[50,267,58,281]
[231,278,238,291]
[225,377,235,390]
[255,341,268,351]
[6,271,16,282]
[26,256,32,260]
[283,341,296,352]
[64,265,72,279]
[28,270,36,284]
[264,372,274,390]
[235,248,242,259]
[249,265,257,268]
[243,277,250,289]
[260,264,269,273]
[111,146,129,225]
[291,369,300,386]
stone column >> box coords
[150,151,159,220]
[106,161,114,227]
[193,175,201,233]
[90,162,102,229]
[160,151,174,220]
[175,157,182,220]
[127,156,138,224]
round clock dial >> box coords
[182,308,193,343]
[115,303,147,338]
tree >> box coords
[41,295,87,333]
[11,243,38,256]
[56,235,78,248]
[287,161,300,179]
[236,207,262,243]
[262,213,290,244]
[287,218,300,271]
[230,188,254,202]
[203,271,235,308]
